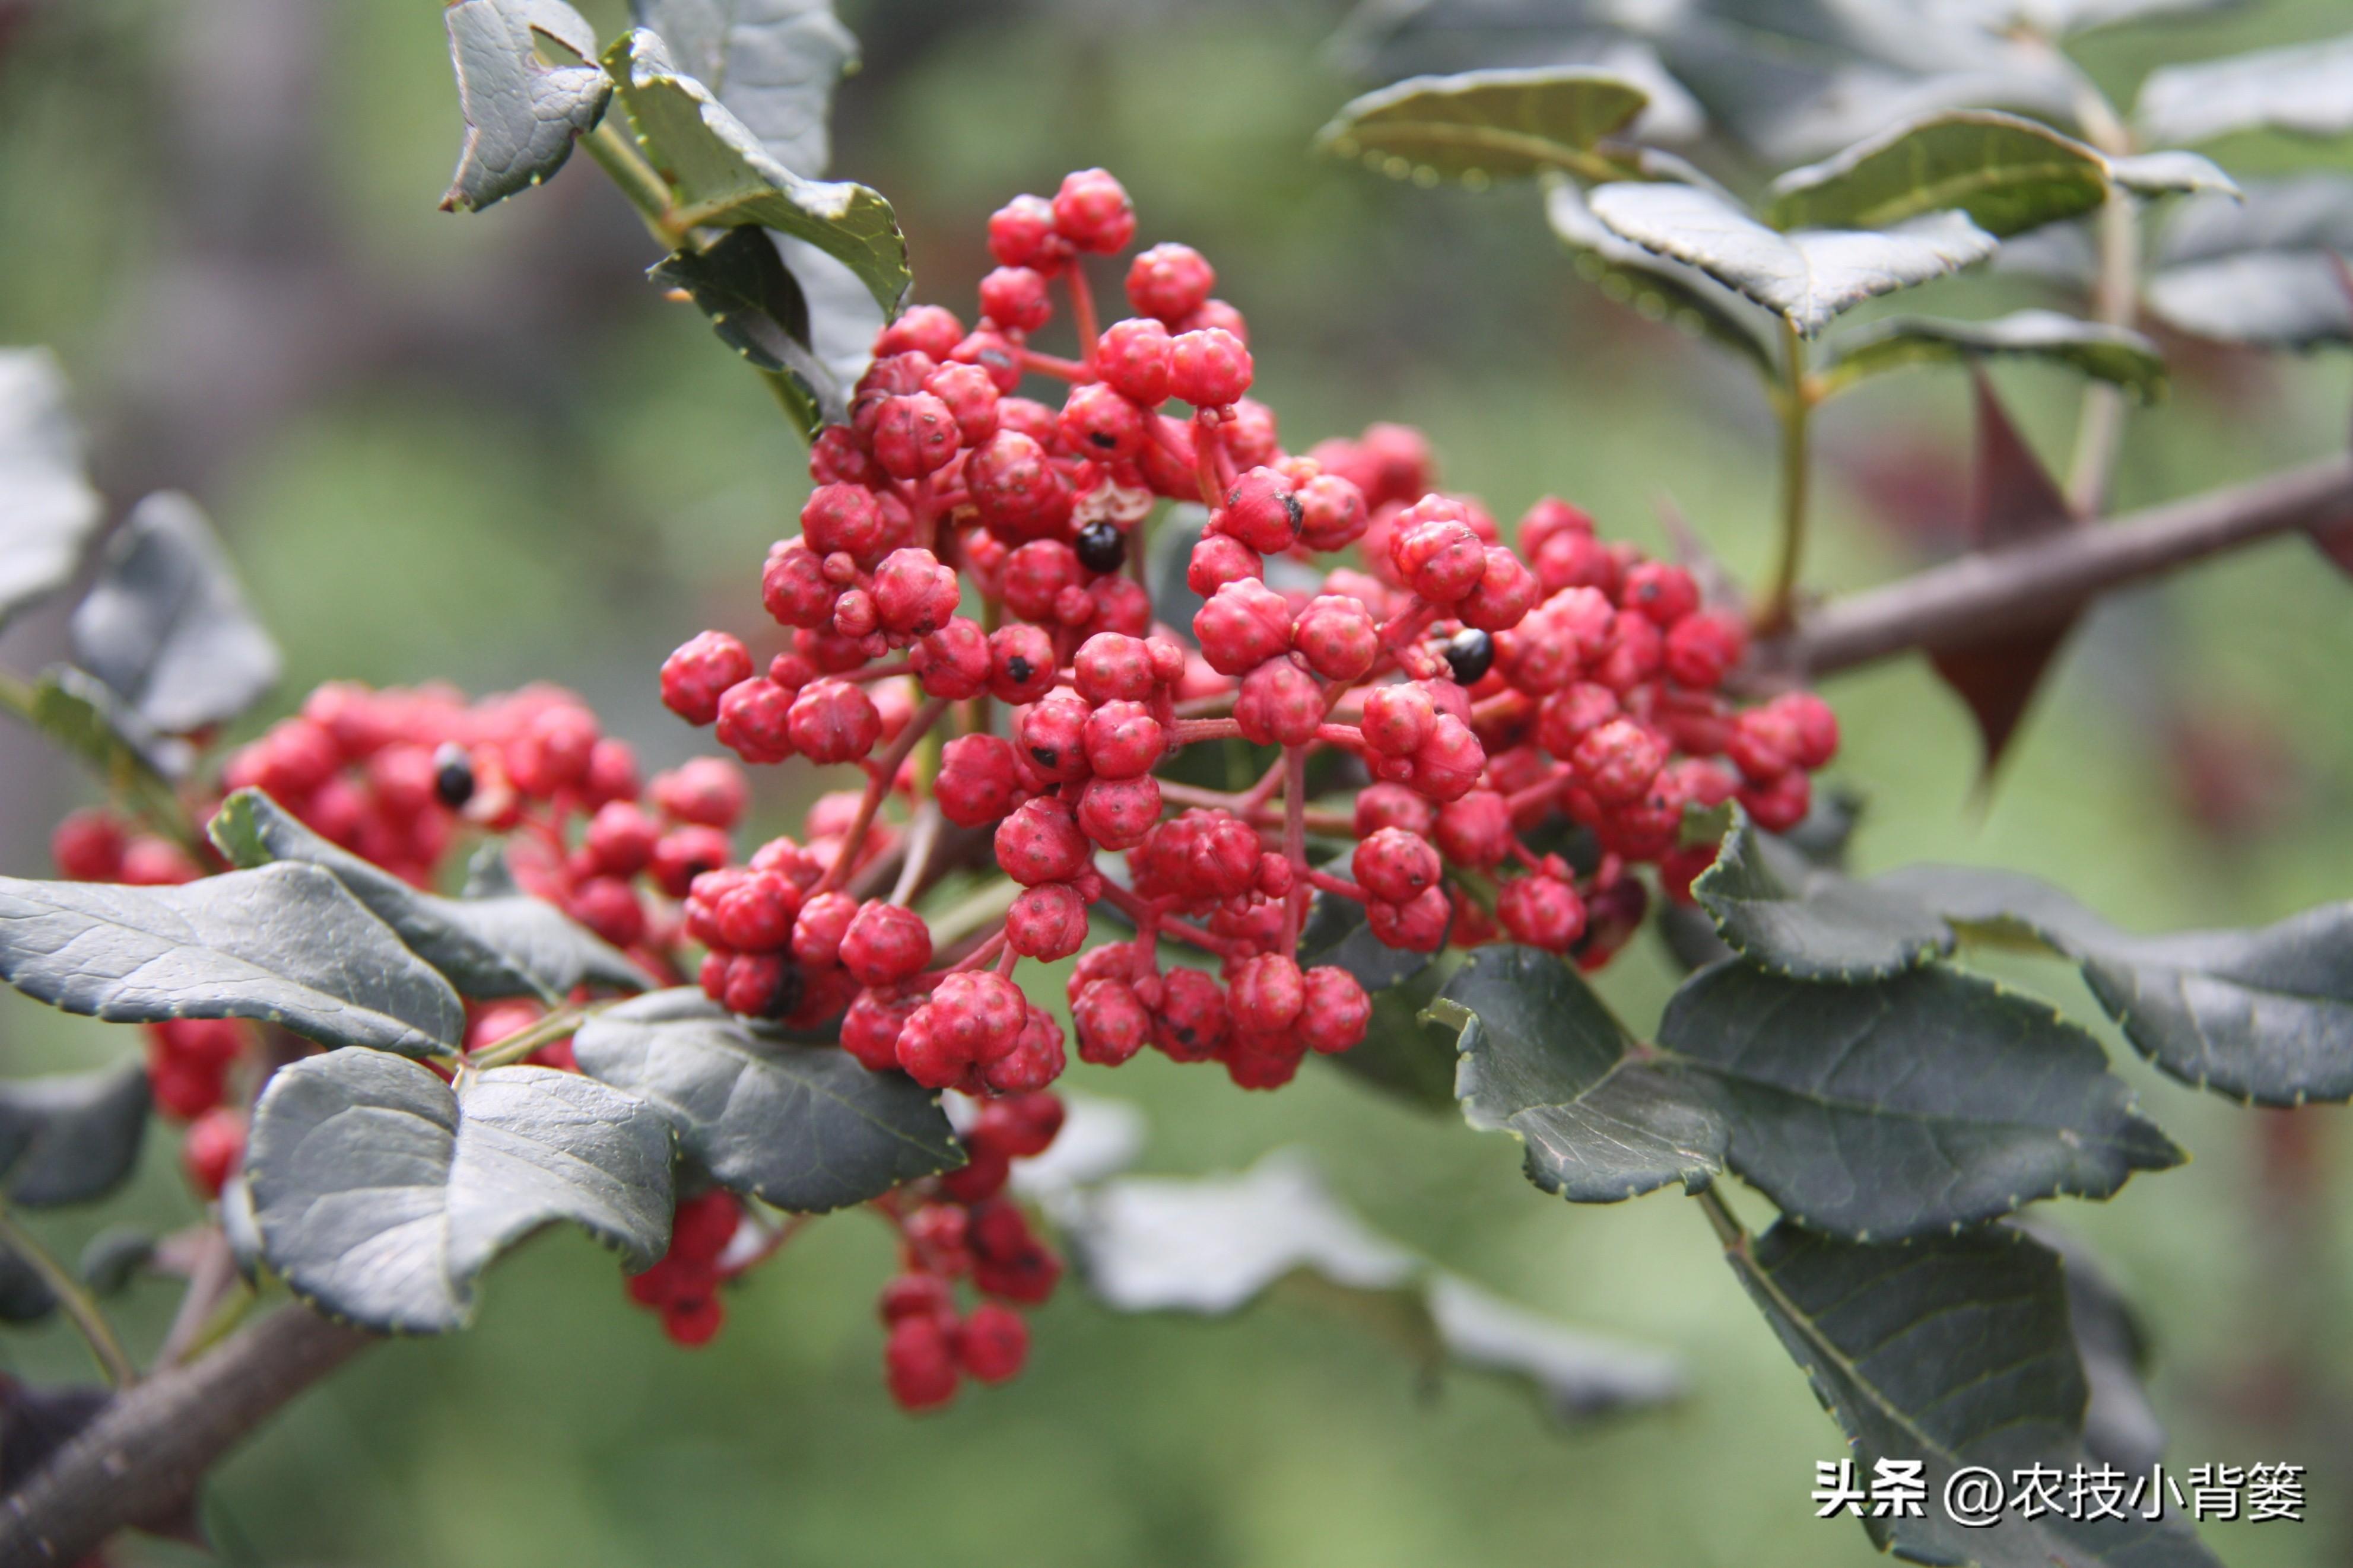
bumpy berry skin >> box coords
[1152,968,1229,1063]
[840,901,933,987]
[988,193,1068,273]
[1073,978,1151,1066]
[1168,328,1252,409]
[792,890,860,968]
[1097,317,1172,405]
[1498,874,1587,952]
[955,1302,1031,1383]
[662,632,754,726]
[1193,577,1293,676]
[180,1108,246,1198]
[1367,886,1451,952]
[996,799,1090,886]
[1354,828,1441,904]
[1077,775,1161,850]
[1127,243,1215,323]
[1052,167,1135,253]
[1060,381,1147,460]
[979,266,1051,332]
[937,734,1022,827]
[787,680,882,765]
[989,624,1058,704]
[1187,535,1261,598]
[1571,718,1663,807]
[1007,883,1089,960]
[873,549,961,638]
[1299,968,1371,1054]
[1234,657,1323,748]
[843,987,922,1072]
[1082,699,1167,780]
[715,678,795,764]
[1229,954,1304,1033]
[1214,468,1303,554]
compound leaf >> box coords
[1589,182,1997,338]
[572,988,960,1211]
[1069,1148,1683,1426]
[68,492,280,736]
[246,1049,672,1333]
[1765,110,2109,238]
[1692,810,1954,981]
[0,349,103,633]
[2136,33,2353,147]
[630,0,857,176]
[209,790,651,1004]
[1545,179,1777,376]
[650,227,840,438]
[1817,311,2167,402]
[440,0,613,213]
[2146,175,2353,349]
[1314,67,1650,184]
[0,864,465,1056]
[1730,1222,2218,1566]
[605,27,909,317]
[1434,945,1726,1202]
[0,1061,150,1209]
[1659,961,2180,1240]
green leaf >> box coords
[1765,110,2110,238]
[68,492,280,735]
[1070,1148,1684,1425]
[1694,810,1958,980]
[1660,961,2181,1239]
[1589,182,1998,338]
[0,1248,55,1324]
[2146,175,2353,349]
[1729,1222,2218,1567]
[219,1174,263,1283]
[2105,150,2238,200]
[0,1061,150,1209]
[605,28,909,317]
[1314,67,1649,185]
[1882,865,2353,1107]
[208,790,651,1005]
[440,0,613,213]
[247,1049,672,1333]
[650,228,839,438]
[2136,33,2353,147]
[629,0,856,176]
[0,349,103,634]
[1545,179,1777,376]
[1323,977,1461,1112]
[1433,946,1726,1203]
[1817,310,2168,402]
[0,864,466,1056]
[571,988,960,1211]
[2019,1219,2169,1473]
[27,664,193,790]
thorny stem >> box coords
[814,698,951,896]
[0,1205,138,1389]
[1756,318,1814,635]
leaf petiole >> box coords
[0,1203,138,1388]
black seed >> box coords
[1031,746,1058,767]
[1443,627,1495,686]
[1074,520,1126,574]
[762,963,804,1021]
[433,743,475,809]
[1281,492,1304,529]
[1006,655,1034,683]
[1088,430,1119,450]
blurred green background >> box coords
[5,1,2353,1563]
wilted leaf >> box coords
[1817,311,2167,402]
[1545,180,1776,374]
[1314,67,1649,183]
[1433,945,1727,1202]
[1928,373,2084,778]
[573,988,959,1211]
[1660,960,2180,1239]
[0,864,466,1056]
[68,492,280,736]
[2146,175,2353,349]
[246,1050,672,1333]
[1732,1222,2217,1566]
[605,28,908,316]
[441,0,612,213]
[209,790,650,1004]
[1590,182,1998,338]
[1765,110,2109,238]
[651,228,840,438]
[630,0,856,175]
[2136,33,2353,147]
[0,349,103,633]
[1692,810,1954,979]
[1070,1148,1682,1425]
[0,1061,150,1209]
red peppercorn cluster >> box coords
[626,1189,749,1346]
[656,164,1840,1100]
[878,1092,1066,1410]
